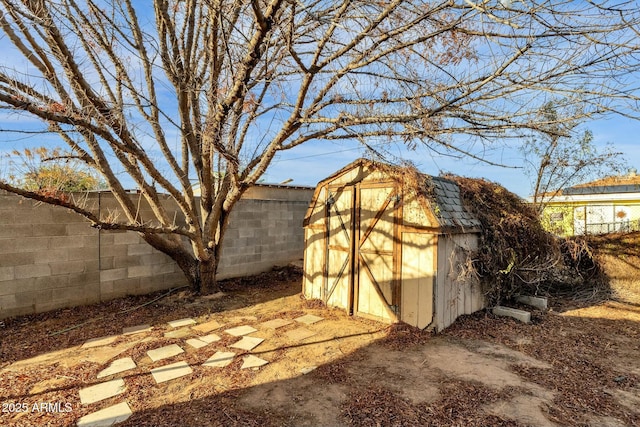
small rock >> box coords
[201,292,226,300]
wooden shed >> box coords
[302,159,485,331]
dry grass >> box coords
[341,381,522,427]
[445,305,640,426]
[311,361,351,385]
[586,231,640,304]
[378,322,433,350]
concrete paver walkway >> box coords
[147,344,184,362]
[167,318,197,328]
[294,314,324,325]
[224,325,258,336]
[79,378,126,405]
[241,355,269,369]
[81,336,118,349]
[164,328,192,339]
[191,320,221,333]
[286,327,316,341]
[76,312,325,424]
[150,361,193,384]
[260,318,293,329]
[76,401,132,427]
[231,336,264,351]
[199,333,221,343]
[97,357,136,379]
[203,351,236,368]
[185,338,209,349]
[122,324,152,335]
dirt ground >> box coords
[1,263,639,427]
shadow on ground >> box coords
[114,306,640,427]
[0,267,301,365]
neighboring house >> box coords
[539,169,640,236]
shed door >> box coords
[324,184,399,322]
[324,186,354,310]
[355,185,398,322]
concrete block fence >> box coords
[0,185,313,319]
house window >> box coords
[549,212,564,222]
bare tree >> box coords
[523,101,625,213]
[0,0,639,293]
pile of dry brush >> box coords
[445,175,604,305]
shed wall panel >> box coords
[326,249,349,308]
[306,187,327,227]
[328,166,367,187]
[400,232,435,329]
[435,233,482,331]
[359,186,394,251]
[303,227,324,300]
[327,165,389,188]
[403,193,436,229]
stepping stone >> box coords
[77,401,132,427]
[79,378,126,405]
[147,344,184,362]
[230,336,264,351]
[150,361,192,384]
[260,318,293,329]
[241,355,269,369]
[82,336,117,349]
[203,351,236,368]
[294,314,324,325]
[122,324,152,335]
[164,328,192,339]
[199,333,221,344]
[167,318,197,328]
[97,357,137,379]
[286,327,316,341]
[185,338,209,349]
[191,320,221,333]
[224,325,257,337]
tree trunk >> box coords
[197,257,220,295]
[168,249,220,295]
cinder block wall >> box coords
[217,198,309,279]
[0,185,313,319]
[94,192,189,302]
[0,192,101,318]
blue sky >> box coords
[1,2,638,200]
[263,114,640,198]
[2,111,636,199]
